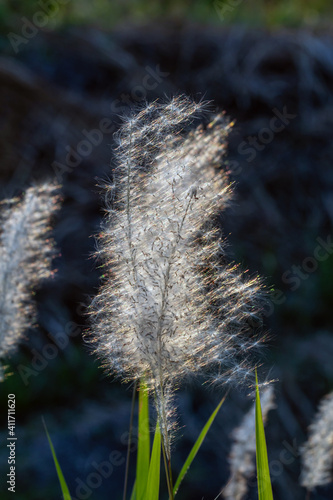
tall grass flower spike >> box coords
[90,96,264,457]
[0,182,60,379]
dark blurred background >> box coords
[0,1,333,499]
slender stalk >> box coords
[153,194,194,498]
[123,381,138,500]
[162,437,174,500]
[167,456,174,499]
[125,138,138,285]
[155,193,195,459]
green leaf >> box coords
[173,393,227,496]
[129,480,136,500]
[136,381,150,500]
[255,370,274,500]
[42,417,72,500]
[145,421,161,500]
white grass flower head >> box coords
[0,182,60,379]
[300,391,333,491]
[89,96,264,455]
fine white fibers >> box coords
[300,391,333,490]
[89,96,264,455]
[0,182,60,377]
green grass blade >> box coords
[173,393,227,496]
[255,371,274,500]
[42,417,72,500]
[136,381,150,500]
[129,480,136,500]
[145,422,161,500]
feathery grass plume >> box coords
[0,182,60,379]
[222,386,275,500]
[89,96,264,457]
[300,391,333,491]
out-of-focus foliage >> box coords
[0,0,332,33]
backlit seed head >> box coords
[301,392,333,490]
[89,97,265,455]
[0,182,60,379]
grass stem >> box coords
[123,381,138,500]
[162,438,174,500]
